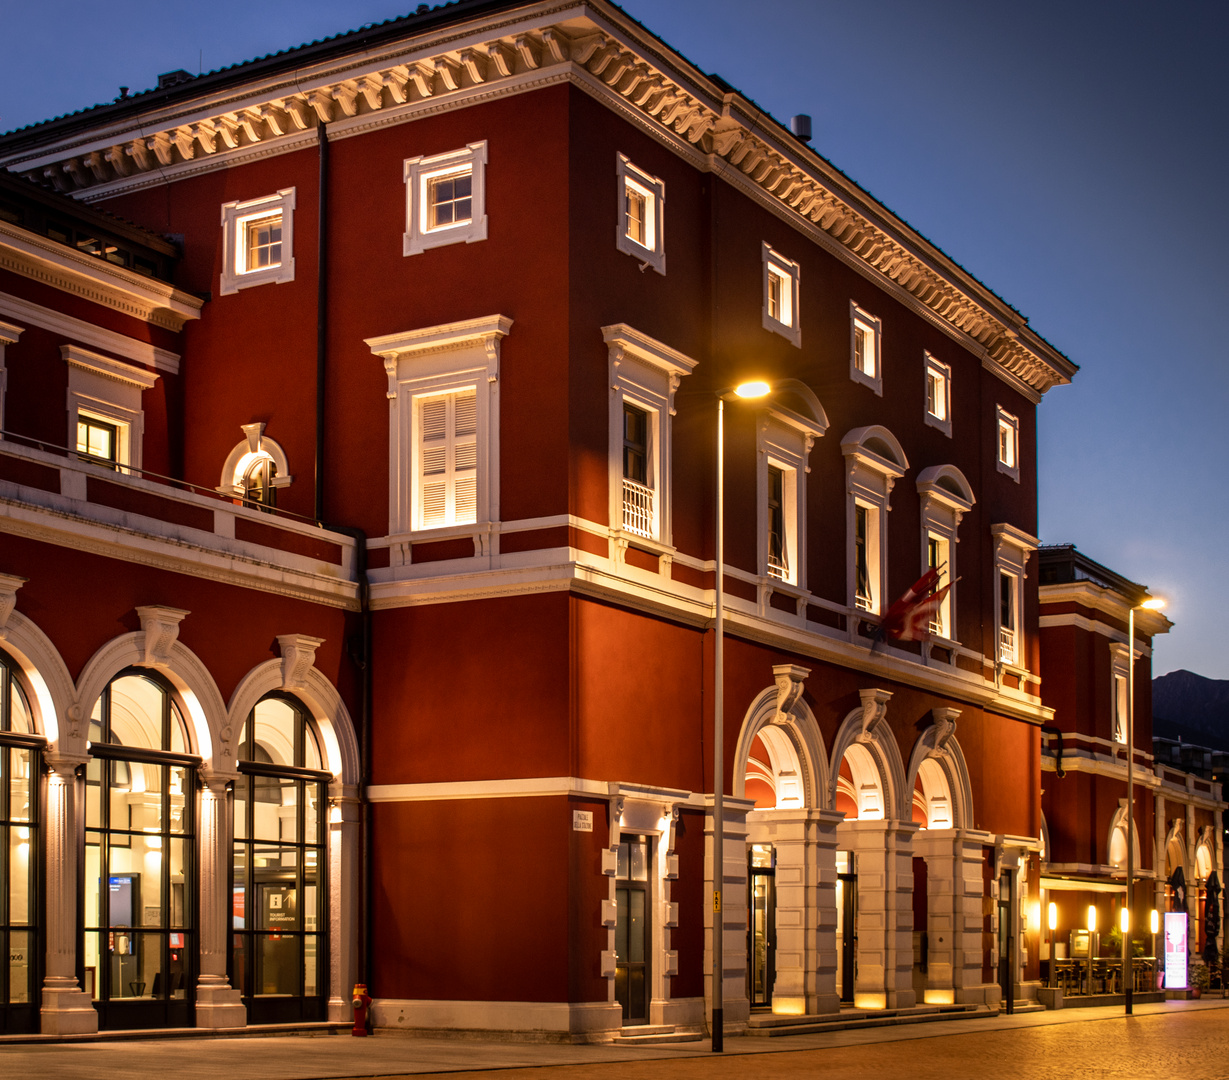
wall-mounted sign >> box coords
[572,810,593,833]
[1165,911,1188,989]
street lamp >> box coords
[712,379,770,1052]
[1048,902,1057,988]
[1125,596,1165,1016]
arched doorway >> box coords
[0,651,40,1034]
[84,669,196,1030]
[230,693,329,1022]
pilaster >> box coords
[195,771,245,1028]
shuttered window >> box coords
[417,388,478,528]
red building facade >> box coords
[0,0,1113,1040]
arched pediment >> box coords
[916,464,975,512]
[841,425,909,474]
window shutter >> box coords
[417,388,478,528]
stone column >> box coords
[836,818,918,1009]
[195,772,245,1028]
[40,753,97,1034]
[328,783,361,1021]
[704,795,752,1034]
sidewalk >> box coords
[2,998,1228,1080]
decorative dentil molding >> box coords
[857,687,892,743]
[277,633,326,691]
[135,605,189,668]
[0,572,27,638]
[0,4,1072,398]
[771,663,810,727]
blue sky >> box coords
[2,0,1225,678]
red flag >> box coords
[879,569,949,641]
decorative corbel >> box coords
[459,49,487,84]
[856,687,892,743]
[62,159,90,188]
[255,105,285,137]
[105,145,131,176]
[84,151,110,182]
[42,167,70,192]
[0,573,26,639]
[146,133,175,167]
[358,76,386,110]
[771,663,810,727]
[382,355,398,400]
[541,28,571,64]
[277,97,311,130]
[514,34,541,70]
[588,42,620,77]
[433,58,462,93]
[171,126,196,160]
[569,32,606,65]
[305,92,334,124]
[215,115,241,149]
[931,707,960,755]
[135,606,189,669]
[485,43,514,79]
[241,421,265,455]
[406,62,435,98]
[277,634,324,692]
[382,68,409,104]
[238,111,264,142]
[193,121,217,155]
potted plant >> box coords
[1190,959,1209,998]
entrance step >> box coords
[612,1024,704,1045]
[1005,1000,1046,1015]
[746,1003,988,1037]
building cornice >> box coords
[0,221,203,332]
[1039,581,1172,638]
[0,1,1073,398]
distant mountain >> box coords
[1153,670,1229,749]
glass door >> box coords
[614,834,650,1025]
[83,671,196,1030]
[997,869,1014,1011]
[837,851,857,1003]
[0,733,40,1035]
[748,844,775,1008]
[231,695,327,1023]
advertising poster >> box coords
[1165,911,1188,989]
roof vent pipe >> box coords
[790,114,812,143]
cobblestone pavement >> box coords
[3,1001,1228,1080]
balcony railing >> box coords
[622,477,654,539]
[999,625,1016,663]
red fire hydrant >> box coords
[351,982,372,1036]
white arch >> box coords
[1165,823,1187,878]
[1106,803,1141,870]
[904,723,974,831]
[0,611,75,746]
[732,682,829,810]
[227,659,359,785]
[218,434,291,494]
[915,464,975,509]
[72,633,227,766]
[840,424,910,472]
[828,700,908,822]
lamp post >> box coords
[712,380,769,1053]
[1125,596,1165,1015]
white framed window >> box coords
[403,142,488,256]
[762,243,801,347]
[757,403,823,587]
[63,345,157,473]
[850,303,882,395]
[996,405,1020,482]
[366,315,511,536]
[0,319,23,438]
[916,465,974,642]
[924,353,952,437]
[616,154,665,276]
[219,423,293,509]
[1109,642,1131,744]
[841,425,909,617]
[220,188,296,295]
[604,323,696,547]
[991,523,1037,667]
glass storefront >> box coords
[84,671,196,1029]
[231,694,327,1023]
[0,653,39,1034]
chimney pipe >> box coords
[790,114,812,143]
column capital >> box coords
[44,751,87,779]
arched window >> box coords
[231,694,328,1023]
[84,670,195,1029]
[0,651,40,1034]
[219,425,291,512]
[241,454,278,511]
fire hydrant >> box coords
[351,982,372,1036]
